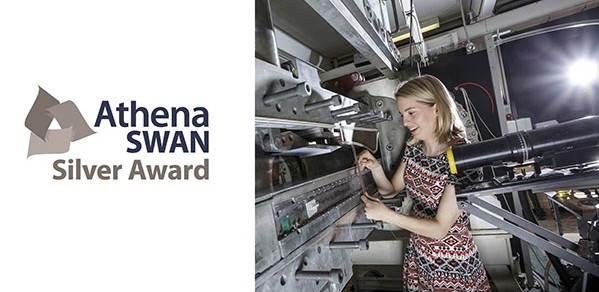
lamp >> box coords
[567,58,599,87]
[392,18,440,43]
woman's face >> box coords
[397,97,438,142]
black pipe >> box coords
[447,116,599,174]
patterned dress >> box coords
[401,143,491,291]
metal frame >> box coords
[304,0,400,78]
[484,33,510,136]
[485,18,599,137]
[256,165,379,292]
[456,170,599,283]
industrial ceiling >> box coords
[268,0,599,80]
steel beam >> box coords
[304,0,400,78]
[459,199,599,278]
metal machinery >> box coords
[449,116,599,291]
[255,0,599,291]
[256,1,408,291]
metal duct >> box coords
[399,0,597,58]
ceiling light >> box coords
[392,18,440,43]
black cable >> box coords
[530,245,560,288]
[517,191,576,290]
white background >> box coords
[0,1,254,291]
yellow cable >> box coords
[446,146,457,174]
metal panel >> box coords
[256,165,379,292]
[256,58,370,129]
[256,201,282,274]
[278,193,362,257]
[255,206,373,292]
[304,0,400,78]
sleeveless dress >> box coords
[401,143,491,291]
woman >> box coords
[357,75,491,291]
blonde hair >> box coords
[395,74,466,146]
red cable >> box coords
[455,82,495,113]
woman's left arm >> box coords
[361,185,461,239]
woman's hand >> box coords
[361,192,393,221]
[356,150,381,172]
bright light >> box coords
[567,59,599,87]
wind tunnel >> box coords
[255,0,599,290]
[447,116,599,174]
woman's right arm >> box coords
[357,150,406,198]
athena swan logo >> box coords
[25,86,96,157]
